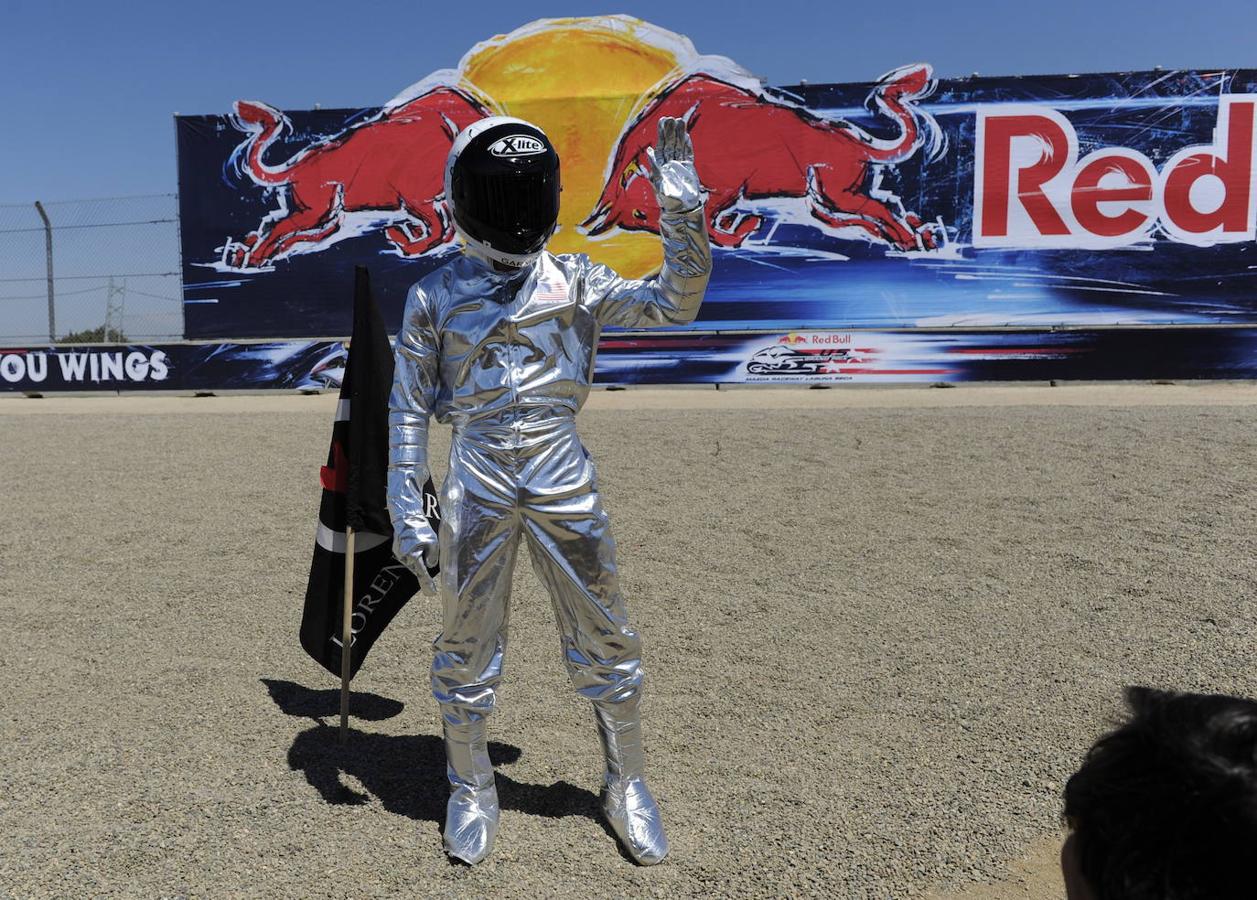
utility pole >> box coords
[33,201,55,341]
[104,277,127,342]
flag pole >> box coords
[339,526,356,744]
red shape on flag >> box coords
[320,440,349,494]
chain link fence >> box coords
[0,194,183,343]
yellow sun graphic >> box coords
[458,17,687,278]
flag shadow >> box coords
[262,677,405,721]
[265,679,605,827]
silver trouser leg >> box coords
[439,718,498,865]
[431,468,520,864]
[593,692,669,865]
[523,489,668,865]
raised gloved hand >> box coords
[644,117,703,214]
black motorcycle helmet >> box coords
[444,117,561,267]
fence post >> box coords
[33,201,55,341]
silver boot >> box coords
[593,693,669,865]
[441,718,499,864]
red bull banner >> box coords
[176,17,1257,372]
[4,328,1256,393]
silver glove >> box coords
[393,531,438,595]
[644,116,704,214]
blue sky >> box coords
[0,0,1254,202]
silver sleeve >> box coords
[587,202,711,329]
[387,284,440,568]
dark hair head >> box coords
[1063,686,1257,899]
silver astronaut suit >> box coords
[387,116,709,866]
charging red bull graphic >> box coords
[221,86,489,269]
[174,15,1257,391]
[581,65,945,251]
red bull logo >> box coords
[581,66,946,251]
[221,86,488,270]
[208,17,949,275]
[778,332,851,345]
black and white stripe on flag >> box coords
[299,266,439,680]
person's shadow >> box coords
[262,678,608,830]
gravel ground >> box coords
[2,385,1255,898]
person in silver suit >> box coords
[386,113,710,866]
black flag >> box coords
[299,266,439,679]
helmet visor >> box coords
[454,167,561,255]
